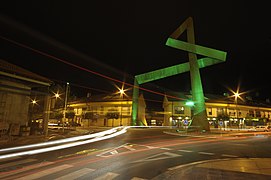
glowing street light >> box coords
[115,83,129,126]
[228,85,249,129]
[54,92,60,99]
[31,99,37,105]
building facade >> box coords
[68,93,147,127]
[163,93,271,128]
[0,59,52,136]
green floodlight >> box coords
[185,101,195,106]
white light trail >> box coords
[0,127,129,160]
[0,127,121,153]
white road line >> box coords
[0,158,37,169]
[96,143,128,157]
[133,152,182,163]
[198,152,215,155]
[0,161,54,179]
[16,164,73,180]
[94,172,119,180]
[123,145,136,151]
[55,168,95,180]
[221,154,238,158]
[110,150,119,155]
[178,149,193,153]
[160,147,172,150]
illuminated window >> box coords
[174,106,184,114]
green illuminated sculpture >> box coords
[132,17,227,131]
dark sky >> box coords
[1,0,271,101]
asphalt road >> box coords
[0,127,271,179]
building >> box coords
[68,92,147,127]
[0,59,52,136]
[163,92,271,128]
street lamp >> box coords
[62,82,69,133]
[116,84,128,126]
[30,98,38,124]
[31,99,37,105]
[230,87,246,129]
[119,88,124,126]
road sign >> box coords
[219,121,223,126]
[183,119,188,126]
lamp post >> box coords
[119,88,124,126]
[62,82,69,133]
[30,99,37,125]
[42,92,61,137]
[233,92,240,129]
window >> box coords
[208,108,212,115]
[174,106,184,114]
[249,110,254,117]
[255,110,261,118]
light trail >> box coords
[0,127,129,160]
[0,127,121,153]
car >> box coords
[254,125,271,132]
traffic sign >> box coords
[183,119,188,126]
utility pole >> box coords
[62,82,69,133]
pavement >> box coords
[153,158,271,180]
[156,128,271,180]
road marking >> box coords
[0,158,37,169]
[160,147,172,150]
[96,143,129,157]
[221,154,238,158]
[0,161,54,179]
[55,168,95,180]
[123,145,136,151]
[110,150,119,155]
[16,164,73,180]
[94,172,119,180]
[198,152,215,155]
[178,149,193,153]
[133,152,182,163]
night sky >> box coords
[1,1,271,102]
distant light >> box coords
[54,92,60,98]
[119,89,124,95]
[233,92,240,98]
[31,99,37,105]
[185,101,194,106]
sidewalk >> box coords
[158,128,271,179]
[153,158,271,179]
[163,127,270,138]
